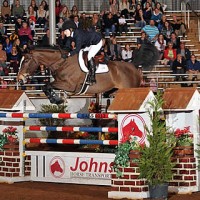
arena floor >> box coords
[0,182,200,200]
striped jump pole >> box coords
[0,112,117,119]
[24,126,118,133]
[25,138,118,145]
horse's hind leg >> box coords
[42,84,64,104]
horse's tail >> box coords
[132,43,159,71]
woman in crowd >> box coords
[7,46,20,73]
[161,21,173,42]
[121,44,133,62]
[18,21,33,45]
[143,2,152,25]
[70,5,79,18]
[27,5,36,22]
[1,0,11,23]
[29,0,38,12]
[55,0,63,23]
[36,5,48,27]
[59,5,70,21]
[40,0,49,11]
[154,33,166,60]
[119,0,130,19]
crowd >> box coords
[0,0,199,89]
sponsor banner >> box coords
[26,151,115,185]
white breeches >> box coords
[83,39,103,61]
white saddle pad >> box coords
[78,49,109,74]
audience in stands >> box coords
[41,28,50,46]
[1,0,11,23]
[186,54,200,83]
[18,21,33,45]
[172,53,186,81]
[36,5,48,27]
[137,31,149,44]
[121,44,133,62]
[12,0,25,19]
[55,0,63,23]
[0,42,7,75]
[143,2,152,25]
[79,13,91,31]
[169,32,180,49]
[40,0,49,11]
[134,8,146,28]
[161,21,173,42]
[142,19,159,43]
[70,5,79,18]
[29,0,38,12]
[154,33,166,60]
[27,6,37,22]
[103,12,117,36]
[3,37,12,54]
[162,41,177,68]
[118,15,128,33]
[171,14,187,37]
[90,13,102,32]
[59,5,70,21]
[119,0,130,19]
[73,15,83,29]
[176,42,191,61]
[109,36,122,61]
[7,46,20,73]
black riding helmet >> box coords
[62,20,77,31]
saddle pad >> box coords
[78,49,109,74]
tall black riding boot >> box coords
[88,58,96,84]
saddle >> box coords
[78,49,109,74]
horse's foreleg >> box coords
[42,84,64,104]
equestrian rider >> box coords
[62,20,103,85]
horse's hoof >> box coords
[49,97,64,104]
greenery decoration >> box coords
[138,92,176,186]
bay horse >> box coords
[17,44,158,104]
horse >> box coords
[17,44,158,104]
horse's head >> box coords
[17,53,39,85]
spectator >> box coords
[36,5,48,27]
[12,38,21,55]
[172,54,186,81]
[57,30,67,48]
[162,41,177,68]
[70,5,79,18]
[12,0,25,19]
[1,0,11,24]
[129,0,136,18]
[119,0,130,19]
[142,19,159,43]
[41,28,50,46]
[158,14,168,32]
[7,46,20,73]
[0,43,7,75]
[29,0,38,12]
[28,17,36,38]
[0,77,7,89]
[161,21,173,42]
[132,40,142,62]
[55,0,63,23]
[103,12,117,36]
[134,8,146,28]
[3,37,12,55]
[143,2,152,25]
[0,22,7,43]
[142,0,155,9]
[118,15,128,34]
[151,8,162,26]
[40,0,49,11]
[18,21,33,45]
[137,31,149,44]
[27,6,37,22]
[154,2,164,14]
[73,15,83,29]
[176,42,191,61]
[110,36,121,61]
[57,17,64,32]
[59,5,70,21]
[15,16,22,33]
[154,33,166,60]
[171,14,187,37]
[79,13,92,31]
[121,44,133,62]
[110,0,119,15]
[169,32,180,49]
[9,31,19,43]
[90,13,102,32]
[186,54,200,82]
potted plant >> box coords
[2,126,18,145]
[113,138,140,177]
[173,126,193,157]
[138,92,176,199]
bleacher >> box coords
[1,9,200,94]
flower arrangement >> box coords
[2,126,18,144]
[174,126,193,146]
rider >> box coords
[62,20,103,85]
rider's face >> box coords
[64,29,71,37]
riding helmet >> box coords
[62,20,77,31]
